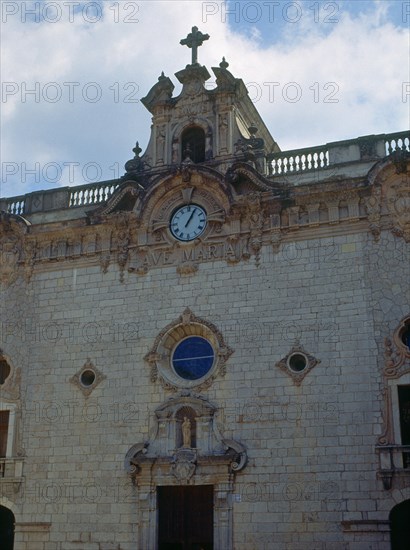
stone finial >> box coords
[219,57,229,69]
[125,142,144,173]
[180,26,210,65]
[132,142,142,157]
[248,124,258,137]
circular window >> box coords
[288,353,307,372]
[80,369,96,387]
[172,336,215,380]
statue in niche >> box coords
[182,416,191,448]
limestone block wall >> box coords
[1,228,409,549]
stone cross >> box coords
[180,26,210,65]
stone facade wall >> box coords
[1,224,409,549]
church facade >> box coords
[1,28,410,550]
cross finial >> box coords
[180,26,210,65]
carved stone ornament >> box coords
[0,212,30,288]
[385,176,410,242]
[382,318,410,380]
[144,308,233,391]
[0,351,21,401]
[69,359,106,396]
[124,393,247,481]
[275,342,320,385]
[124,391,246,550]
[376,319,410,490]
[364,186,382,241]
[378,323,410,446]
[171,448,197,482]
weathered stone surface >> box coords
[0,30,409,550]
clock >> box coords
[170,204,207,241]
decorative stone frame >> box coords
[139,171,230,248]
[393,317,410,358]
[172,118,214,164]
[0,352,24,491]
[145,308,233,391]
[0,352,20,402]
[69,359,106,396]
[124,393,247,550]
[376,316,410,489]
[275,342,320,385]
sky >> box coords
[1,0,409,197]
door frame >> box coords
[135,469,234,550]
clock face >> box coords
[170,204,207,241]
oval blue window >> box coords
[172,336,215,380]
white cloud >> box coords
[1,0,408,196]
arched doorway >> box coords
[390,499,410,549]
[0,505,15,550]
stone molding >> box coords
[275,342,320,385]
[124,393,246,550]
[145,308,233,391]
[69,359,106,396]
[1,159,408,284]
[377,316,410,489]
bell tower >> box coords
[125,26,280,178]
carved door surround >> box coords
[124,394,247,550]
[377,316,410,489]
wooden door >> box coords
[158,485,213,550]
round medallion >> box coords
[170,204,207,241]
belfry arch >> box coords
[181,126,206,163]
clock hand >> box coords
[185,207,196,228]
